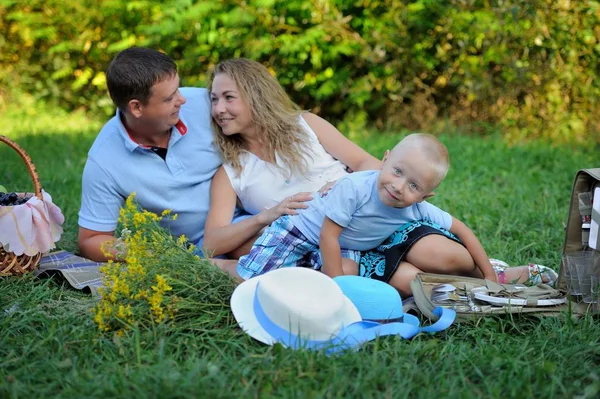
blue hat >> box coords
[333,276,404,322]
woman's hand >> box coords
[318,180,337,197]
[257,192,313,225]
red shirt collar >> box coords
[175,119,187,135]
[125,120,187,148]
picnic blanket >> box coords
[34,250,105,296]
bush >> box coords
[1,0,599,142]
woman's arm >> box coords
[203,166,312,256]
[302,113,381,171]
[202,167,268,256]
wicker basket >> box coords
[0,135,44,276]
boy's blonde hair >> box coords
[395,133,450,188]
[208,58,314,176]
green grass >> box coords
[2,109,600,398]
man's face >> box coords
[132,74,186,133]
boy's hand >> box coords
[483,270,499,282]
[480,258,498,282]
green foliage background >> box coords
[2,0,599,142]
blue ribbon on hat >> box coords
[253,287,455,354]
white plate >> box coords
[432,284,457,292]
[472,287,567,307]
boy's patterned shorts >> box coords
[237,215,361,280]
[359,220,462,283]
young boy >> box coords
[236,133,497,295]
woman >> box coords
[202,58,380,258]
[202,58,557,287]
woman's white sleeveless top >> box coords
[222,116,349,215]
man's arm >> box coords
[449,216,497,282]
[320,217,345,278]
[78,155,126,262]
[78,227,124,262]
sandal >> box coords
[524,263,559,287]
[489,258,509,269]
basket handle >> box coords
[0,135,43,200]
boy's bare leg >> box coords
[210,258,243,283]
[318,259,358,277]
[500,266,556,284]
[225,231,263,259]
[404,234,482,277]
[341,259,359,275]
[402,234,553,284]
[388,261,424,297]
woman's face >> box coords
[210,73,254,136]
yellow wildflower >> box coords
[153,274,172,293]
[92,193,192,333]
[117,304,132,320]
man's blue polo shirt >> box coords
[78,87,222,246]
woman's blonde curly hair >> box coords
[208,58,314,177]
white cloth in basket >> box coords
[0,190,64,256]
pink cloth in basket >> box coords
[0,190,64,256]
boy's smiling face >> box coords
[377,145,438,208]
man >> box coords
[78,47,245,261]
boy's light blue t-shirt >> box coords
[292,170,452,251]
